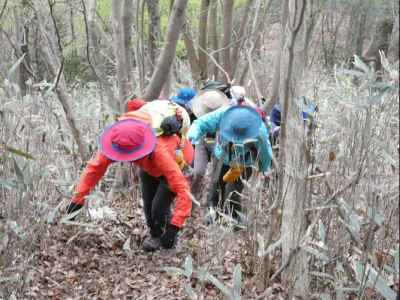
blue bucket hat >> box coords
[219,106,262,144]
[170,87,197,106]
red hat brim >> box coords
[99,119,156,162]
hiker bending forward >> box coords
[66,107,193,251]
[188,105,273,224]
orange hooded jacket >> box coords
[71,112,194,228]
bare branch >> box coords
[0,0,8,21]
[198,45,231,83]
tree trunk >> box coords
[388,14,399,61]
[198,0,210,80]
[263,0,289,113]
[146,0,160,74]
[15,3,30,97]
[300,0,319,68]
[222,0,234,77]
[278,0,308,297]
[142,0,188,101]
[238,0,271,85]
[134,0,146,93]
[345,1,366,59]
[38,29,88,162]
[208,0,219,79]
[230,0,254,78]
[182,23,201,85]
[112,0,134,111]
[86,0,116,109]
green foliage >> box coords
[97,0,112,19]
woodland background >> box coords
[0,0,399,299]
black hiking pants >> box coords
[207,161,252,219]
[139,170,175,238]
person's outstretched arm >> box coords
[187,106,227,144]
[67,152,113,213]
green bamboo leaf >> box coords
[184,255,193,278]
[60,208,83,223]
[353,55,371,75]
[353,261,397,300]
[206,273,231,297]
[258,235,284,257]
[184,284,197,300]
[319,220,326,244]
[0,178,21,190]
[123,236,131,252]
[390,248,399,273]
[301,245,329,262]
[7,54,26,81]
[233,264,242,300]
[164,267,187,277]
[12,158,25,186]
[367,207,384,227]
[3,144,35,160]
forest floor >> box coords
[4,189,287,300]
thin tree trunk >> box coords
[300,0,319,68]
[345,1,366,59]
[264,0,289,113]
[15,4,29,97]
[142,0,188,101]
[278,0,308,297]
[86,0,116,108]
[208,0,219,79]
[238,0,271,85]
[388,14,399,61]
[182,23,201,85]
[69,1,77,55]
[134,0,146,93]
[146,0,160,75]
[222,0,234,77]
[198,0,210,80]
[230,0,254,78]
[38,31,87,161]
[112,0,134,111]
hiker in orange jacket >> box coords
[66,106,194,251]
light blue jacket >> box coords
[187,106,273,172]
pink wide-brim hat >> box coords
[99,119,156,162]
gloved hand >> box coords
[65,202,83,220]
[160,224,179,249]
[223,165,244,183]
[175,149,186,169]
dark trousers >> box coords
[207,161,252,219]
[139,170,175,237]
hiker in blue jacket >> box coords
[188,105,273,225]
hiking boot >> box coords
[142,236,161,252]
